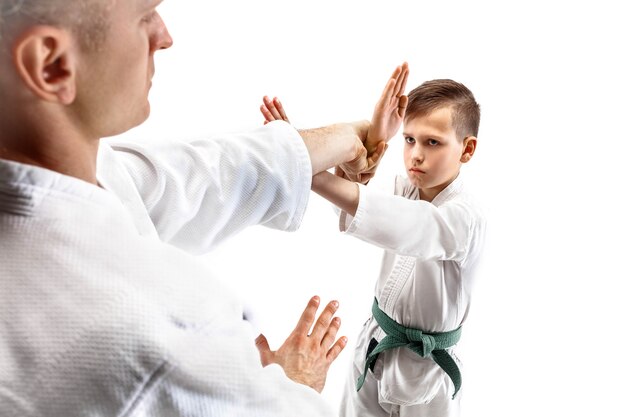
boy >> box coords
[261,65,486,416]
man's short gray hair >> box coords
[0,0,113,50]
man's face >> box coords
[74,0,172,138]
[402,106,465,201]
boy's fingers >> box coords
[260,105,275,121]
[394,62,409,97]
[380,78,397,105]
[264,96,282,120]
[398,95,408,118]
[273,98,290,122]
[262,96,281,120]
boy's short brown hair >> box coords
[406,79,480,140]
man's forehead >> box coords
[126,0,163,13]
[143,0,164,7]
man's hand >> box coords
[255,296,347,393]
[364,62,410,155]
[259,96,386,182]
[260,96,290,124]
[337,120,387,183]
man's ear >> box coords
[460,136,477,163]
[12,26,76,104]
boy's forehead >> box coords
[403,107,455,137]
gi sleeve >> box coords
[110,121,312,254]
[339,183,480,263]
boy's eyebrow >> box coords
[402,131,445,140]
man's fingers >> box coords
[292,296,321,336]
[367,141,387,167]
[326,336,348,362]
[255,334,274,367]
[320,316,341,350]
[309,300,339,341]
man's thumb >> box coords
[255,334,273,366]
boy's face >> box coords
[402,106,473,201]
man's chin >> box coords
[101,108,150,139]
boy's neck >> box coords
[419,172,460,202]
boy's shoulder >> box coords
[393,174,486,224]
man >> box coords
[0,0,386,415]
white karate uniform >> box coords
[339,174,486,417]
[0,122,334,416]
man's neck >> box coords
[0,132,100,185]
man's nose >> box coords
[152,13,174,51]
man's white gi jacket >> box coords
[0,122,333,416]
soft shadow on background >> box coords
[110,1,626,415]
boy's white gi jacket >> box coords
[0,122,333,416]
[339,174,486,414]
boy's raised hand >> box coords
[364,62,409,155]
[260,96,290,124]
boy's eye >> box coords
[427,139,439,146]
[404,137,415,144]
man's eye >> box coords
[404,137,415,144]
[142,11,157,23]
[427,139,439,146]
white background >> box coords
[115,1,626,415]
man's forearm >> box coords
[298,122,368,175]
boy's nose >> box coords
[411,147,424,163]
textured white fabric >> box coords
[0,122,334,416]
[339,174,486,417]
[97,121,312,254]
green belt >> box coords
[356,298,463,399]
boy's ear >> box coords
[12,26,77,105]
[460,136,477,163]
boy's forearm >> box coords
[311,171,360,216]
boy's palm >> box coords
[365,62,409,155]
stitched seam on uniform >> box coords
[119,360,173,417]
[286,124,312,232]
[389,259,416,323]
[385,256,414,312]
